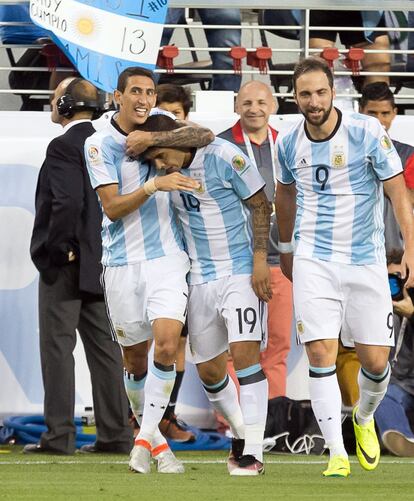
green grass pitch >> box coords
[2,446,414,500]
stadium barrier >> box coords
[1,110,413,425]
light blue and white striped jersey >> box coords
[170,138,265,285]
[85,118,184,266]
[275,110,403,265]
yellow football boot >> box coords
[353,406,380,471]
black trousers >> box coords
[38,264,132,453]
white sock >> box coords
[236,364,268,462]
[356,364,391,426]
[136,361,176,445]
[124,370,168,451]
[203,374,245,439]
[309,365,347,459]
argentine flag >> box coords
[29,0,168,92]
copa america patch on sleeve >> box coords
[231,154,248,173]
[87,145,100,165]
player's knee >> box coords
[154,337,179,364]
[361,359,389,376]
[122,342,148,374]
[197,364,226,386]
[230,341,260,370]
[306,340,337,367]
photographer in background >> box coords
[375,249,414,456]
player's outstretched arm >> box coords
[275,182,297,282]
[97,174,199,221]
[245,189,272,302]
[126,125,215,157]
[384,174,414,288]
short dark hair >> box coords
[117,66,156,93]
[135,114,181,132]
[156,84,192,117]
[292,57,334,92]
[360,82,395,109]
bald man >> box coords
[27,78,133,455]
[219,81,293,399]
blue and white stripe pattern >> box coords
[275,111,403,265]
[85,120,184,266]
[170,138,265,285]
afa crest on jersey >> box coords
[332,151,346,169]
[195,180,205,194]
[191,170,205,193]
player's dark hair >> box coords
[360,82,395,109]
[135,114,181,132]
[117,66,156,93]
[156,84,192,117]
[292,57,334,91]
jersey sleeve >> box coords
[220,143,265,200]
[84,134,119,189]
[366,118,403,181]
[275,135,295,185]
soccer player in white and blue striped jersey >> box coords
[85,67,214,475]
[275,57,414,478]
[142,115,272,476]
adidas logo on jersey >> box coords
[298,158,308,167]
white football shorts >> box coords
[293,256,394,347]
[102,251,190,346]
[187,274,268,364]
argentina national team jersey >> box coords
[170,138,265,285]
[275,110,403,265]
[85,119,183,266]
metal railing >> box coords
[1,1,414,101]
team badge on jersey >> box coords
[195,179,205,194]
[191,170,205,194]
[332,151,346,169]
[87,145,100,164]
[232,155,247,173]
[380,135,392,150]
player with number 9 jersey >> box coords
[275,110,403,265]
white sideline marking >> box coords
[2,458,414,466]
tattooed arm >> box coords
[244,189,272,302]
[126,123,215,157]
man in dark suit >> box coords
[25,77,133,455]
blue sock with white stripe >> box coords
[236,364,268,462]
[309,365,347,459]
[137,361,176,444]
[356,363,391,426]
